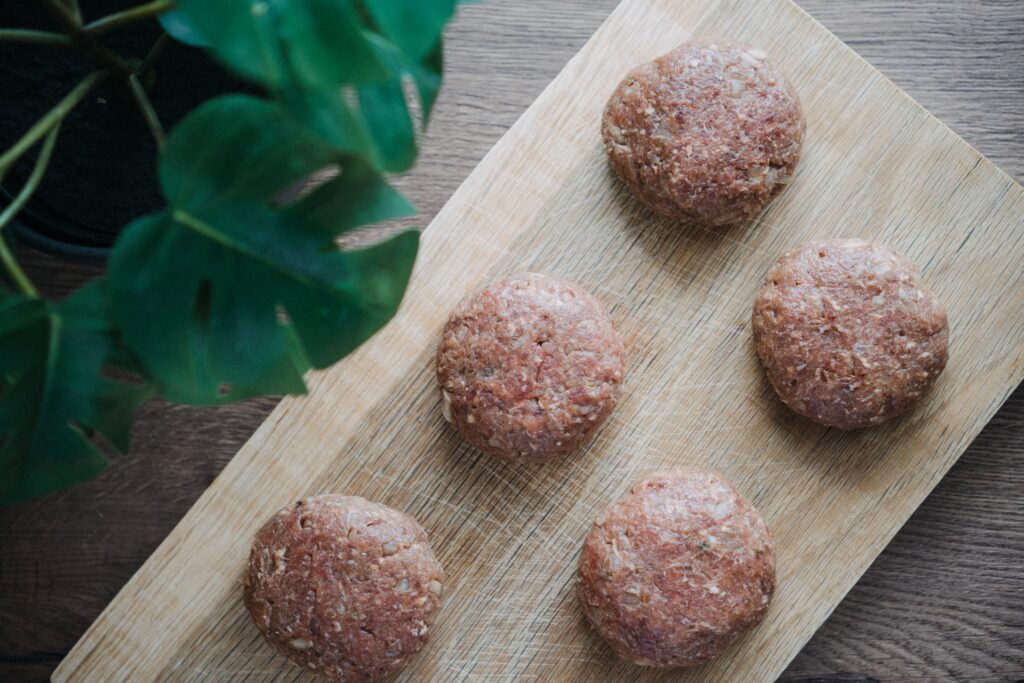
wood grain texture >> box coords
[46,0,1024,680]
[2,0,1022,681]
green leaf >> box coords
[158,10,209,47]
[271,229,419,367]
[170,0,455,170]
[172,0,389,90]
[158,96,336,209]
[282,163,415,234]
[106,95,419,404]
[408,40,444,124]
[357,77,416,173]
[340,33,439,169]
[281,76,421,173]
[363,0,455,61]
[0,285,149,505]
[277,85,375,158]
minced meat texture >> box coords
[243,495,445,683]
[603,38,804,225]
[753,239,949,429]
[577,469,775,668]
[436,272,625,463]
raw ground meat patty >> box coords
[602,38,804,225]
[752,239,949,429]
[577,468,775,668]
[436,272,625,463]
[243,495,445,683]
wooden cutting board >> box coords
[55,0,1024,680]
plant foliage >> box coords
[0,0,468,503]
[107,96,419,403]
[0,283,149,504]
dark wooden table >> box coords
[2,1,1022,681]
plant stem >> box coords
[0,28,73,46]
[128,74,166,149]
[39,0,135,74]
[64,0,82,24]
[0,71,106,187]
[0,127,60,298]
[0,240,37,298]
[40,0,82,30]
[83,0,175,38]
[136,32,170,77]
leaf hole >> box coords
[341,85,360,111]
[87,430,122,458]
[99,364,145,385]
[401,75,424,138]
[276,164,340,206]
[276,305,292,326]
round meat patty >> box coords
[577,468,775,668]
[243,495,445,683]
[436,272,625,463]
[752,239,949,429]
[602,38,804,226]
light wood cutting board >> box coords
[55,0,1024,680]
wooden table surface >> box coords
[1,1,1021,681]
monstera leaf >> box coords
[0,0,473,505]
[105,95,419,404]
[164,0,453,172]
[166,0,389,88]
[0,284,149,505]
[157,10,208,46]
